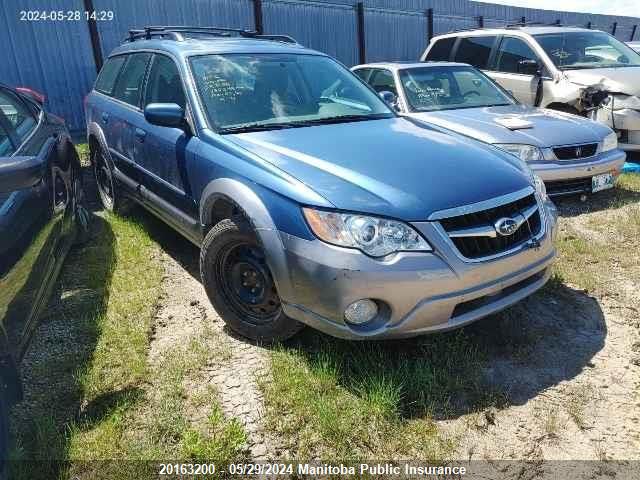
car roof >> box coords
[434,26,597,38]
[109,36,324,59]
[353,61,470,71]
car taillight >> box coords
[16,87,46,105]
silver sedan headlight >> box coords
[602,131,618,152]
[302,208,432,257]
[494,143,544,162]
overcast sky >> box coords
[475,0,640,17]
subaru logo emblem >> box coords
[495,217,519,236]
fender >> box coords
[87,121,113,167]
[200,178,296,303]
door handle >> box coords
[134,128,147,143]
[101,112,109,124]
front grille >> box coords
[545,177,592,196]
[439,193,541,260]
[553,143,598,160]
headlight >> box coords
[602,131,618,152]
[609,94,640,111]
[302,208,432,257]
[494,144,543,162]
[533,173,547,199]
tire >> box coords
[200,218,303,343]
[70,152,91,246]
[0,391,8,480]
[92,146,131,214]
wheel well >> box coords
[205,197,244,230]
[545,102,581,115]
[88,135,100,164]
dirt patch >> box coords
[147,241,283,460]
[437,196,640,463]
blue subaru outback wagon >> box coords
[86,26,558,342]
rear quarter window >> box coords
[95,56,126,95]
[426,37,456,61]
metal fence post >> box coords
[253,0,264,35]
[478,15,484,28]
[521,16,526,25]
[356,2,366,64]
[587,21,592,29]
[612,21,618,36]
[426,8,434,42]
[631,25,638,41]
[83,0,103,73]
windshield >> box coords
[535,31,640,70]
[189,54,393,132]
[398,65,514,112]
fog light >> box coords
[344,299,378,325]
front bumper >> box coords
[530,149,626,196]
[275,201,558,340]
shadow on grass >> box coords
[8,213,116,480]
[554,183,640,218]
[278,279,605,422]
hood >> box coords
[409,104,609,148]
[226,117,530,221]
[563,67,640,96]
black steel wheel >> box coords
[200,217,303,342]
[93,147,130,214]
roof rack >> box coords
[125,26,297,44]
[506,20,564,28]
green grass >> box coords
[261,331,494,460]
[9,145,245,480]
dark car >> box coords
[0,84,88,472]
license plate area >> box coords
[592,172,615,193]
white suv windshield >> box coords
[189,53,393,133]
[535,31,640,70]
[399,66,513,112]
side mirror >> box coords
[379,91,399,110]
[0,155,46,193]
[144,103,186,128]
[517,59,541,76]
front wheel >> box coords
[200,218,303,343]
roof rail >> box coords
[124,26,297,44]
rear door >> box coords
[488,36,541,105]
[453,36,497,70]
[102,53,151,184]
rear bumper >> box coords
[275,200,557,340]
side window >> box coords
[368,69,397,95]
[426,37,456,61]
[144,55,186,109]
[95,56,126,95]
[454,36,496,69]
[353,68,372,82]
[0,118,16,157]
[0,89,36,144]
[112,53,151,107]
[495,37,539,74]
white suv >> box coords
[421,26,640,152]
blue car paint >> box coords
[87,38,533,237]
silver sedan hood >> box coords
[408,104,610,148]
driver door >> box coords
[489,36,540,105]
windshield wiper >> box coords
[218,122,300,134]
[293,113,392,125]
